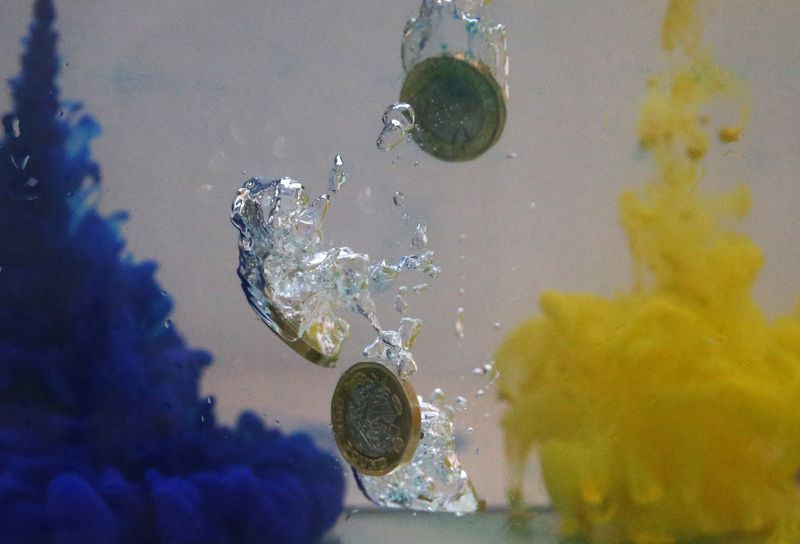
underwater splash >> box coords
[231,156,439,378]
[231,157,480,512]
[0,2,344,542]
[356,399,478,513]
[496,1,800,542]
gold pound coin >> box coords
[267,308,340,368]
[400,55,506,162]
[331,362,421,476]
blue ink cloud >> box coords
[0,2,345,542]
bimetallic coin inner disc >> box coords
[331,362,421,476]
[400,55,506,162]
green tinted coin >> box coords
[400,55,506,162]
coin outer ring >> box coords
[331,362,422,476]
[400,54,507,162]
[267,307,339,368]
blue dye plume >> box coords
[0,1,345,542]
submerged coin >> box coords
[331,362,421,476]
[267,308,340,368]
[400,55,506,161]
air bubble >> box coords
[395,294,408,314]
[377,103,416,152]
[329,154,347,193]
[430,388,446,405]
[455,307,465,338]
[411,223,428,251]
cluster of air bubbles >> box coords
[356,396,478,512]
[428,359,498,416]
[393,191,405,206]
[232,155,440,372]
[472,362,499,383]
[363,317,422,379]
[377,103,416,152]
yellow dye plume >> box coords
[496,1,800,542]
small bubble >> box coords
[393,191,405,206]
[11,117,20,138]
[193,183,213,202]
[25,177,39,188]
[483,363,493,375]
[472,367,483,376]
[382,102,415,131]
[398,285,408,295]
[493,322,501,330]
[329,154,347,192]
[475,388,486,398]
[455,307,465,338]
[458,287,465,295]
[467,426,474,433]
[455,396,468,409]
[395,294,408,314]
[11,154,30,170]
[207,396,213,404]
[430,387,446,405]
[163,319,173,329]
[505,151,517,159]
[411,223,428,250]
[274,420,280,426]
[412,283,428,293]
[414,161,420,167]
[377,103,415,152]
[529,201,536,209]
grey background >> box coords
[1,0,799,507]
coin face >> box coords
[331,362,421,476]
[400,55,507,162]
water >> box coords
[231,156,439,373]
[401,0,508,99]
[356,399,479,513]
[377,103,416,152]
